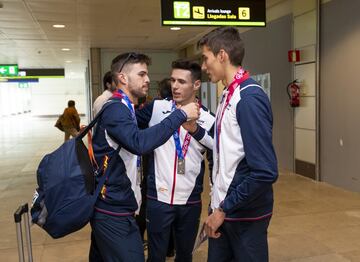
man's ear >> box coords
[193,79,201,91]
[117,73,128,85]
[217,49,228,63]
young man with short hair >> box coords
[198,27,278,262]
[136,59,215,262]
[89,53,200,262]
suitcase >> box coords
[14,203,33,262]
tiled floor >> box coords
[1,115,360,261]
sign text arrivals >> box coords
[207,9,236,20]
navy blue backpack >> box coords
[31,100,119,238]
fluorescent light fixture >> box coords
[65,60,72,63]
[170,27,181,31]
[53,24,65,28]
[61,48,70,51]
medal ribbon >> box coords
[113,90,141,171]
[171,101,192,160]
[215,68,250,155]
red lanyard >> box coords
[215,68,250,152]
[112,92,123,99]
[182,131,192,158]
[181,99,201,158]
[172,101,193,159]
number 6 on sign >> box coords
[238,7,250,20]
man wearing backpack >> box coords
[89,52,200,262]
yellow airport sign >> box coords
[193,6,205,19]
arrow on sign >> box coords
[0,65,18,76]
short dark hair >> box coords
[111,52,151,85]
[103,71,113,91]
[197,27,245,66]
[158,78,172,99]
[68,100,75,107]
[171,59,201,82]
[111,52,151,74]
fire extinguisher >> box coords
[287,80,300,107]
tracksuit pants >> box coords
[207,216,271,262]
[146,199,201,262]
[89,211,144,262]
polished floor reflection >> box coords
[1,115,360,261]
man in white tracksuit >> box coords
[136,59,215,262]
[199,27,278,262]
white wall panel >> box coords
[293,0,316,16]
[296,45,316,64]
[295,128,316,163]
[295,97,316,129]
[267,0,293,22]
[294,10,316,48]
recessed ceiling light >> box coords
[170,27,181,31]
[65,60,72,63]
[61,48,70,51]
[53,24,65,28]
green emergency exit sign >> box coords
[0,65,19,76]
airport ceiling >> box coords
[0,0,284,75]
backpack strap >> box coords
[92,98,123,188]
[87,132,98,169]
[77,99,121,140]
[76,99,122,168]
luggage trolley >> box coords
[14,203,33,262]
